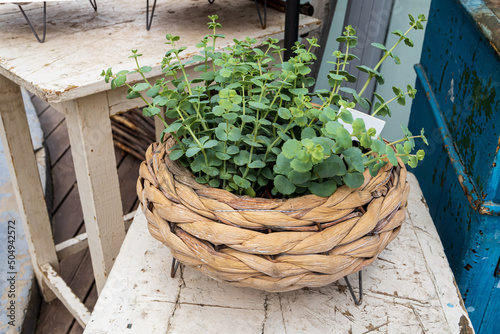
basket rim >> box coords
[149,136,406,207]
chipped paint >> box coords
[0,1,320,104]
[459,0,500,56]
[0,92,46,333]
[448,78,455,103]
[414,64,500,216]
[410,2,500,330]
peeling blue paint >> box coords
[409,0,500,332]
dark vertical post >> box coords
[284,0,301,60]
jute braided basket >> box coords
[137,138,410,292]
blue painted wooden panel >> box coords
[408,0,500,332]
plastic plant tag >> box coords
[339,108,386,139]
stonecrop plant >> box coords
[102,14,428,198]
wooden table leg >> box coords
[62,92,125,293]
[0,74,58,302]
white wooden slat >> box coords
[62,91,125,293]
[55,211,138,261]
[40,263,91,328]
[0,74,59,302]
[55,233,89,261]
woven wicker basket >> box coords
[137,138,410,292]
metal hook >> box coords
[18,2,46,43]
[344,270,363,305]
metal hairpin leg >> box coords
[206,0,266,29]
[171,258,180,278]
[253,0,267,29]
[89,0,97,11]
[18,2,46,43]
[344,270,363,305]
[146,0,158,31]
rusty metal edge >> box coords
[414,64,500,216]
[457,0,500,56]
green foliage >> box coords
[102,14,428,198]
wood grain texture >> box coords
[34,95,143,332]
[40,263,91,328]
[38,105,65,138]
[0,0,320,104]
[85,174,473,333]
[62,92,125,293]
[0,74,58,301]
[36,248,92,334]
[51,149,76,215]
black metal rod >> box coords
[284,0,300,60]
[170,258,180,278]
[344,270,363,305]
[89,0,97,11]
[18,2,46,43]
[146,0,158,31]
[253,0,267,29]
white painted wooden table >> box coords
[0,0,320,327]
[85,174,474,334]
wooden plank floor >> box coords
[31,95,144,334]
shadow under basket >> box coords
[137,139,410,292]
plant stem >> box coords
[361,135,423,157]
[186,126,209,166]
[134,58,152,87]
[242,110,260,178]
[372,92,411,117]
[357,24,416,97]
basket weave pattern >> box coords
[137,139,410,292]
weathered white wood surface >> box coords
[85,173,474,334]
[1,1,75,3]
[40,263,91,328]
[0,0,320,105]
[62,91,125,293]
[0,74,59,302]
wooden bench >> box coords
[84,174,475,333]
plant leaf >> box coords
[343,172,365,188]
[233,175,251,189]
[274,175,296,195]
[282,139,302,159]
[309,180,337,197]
[186,147,201,157]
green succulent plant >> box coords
[102,14,428,198]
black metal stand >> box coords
[253,0,267,29]
[89,0,98,11]
[146,0,158,31]
[171,257,180,278]
[344,271,363,305]
[204,0,267,29]
[284,0,300,60]
[17,1,98,43]
[18,2,47,43]
[171,257,364,306]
